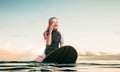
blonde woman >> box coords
[43,17,64,55]
[35,17,64,62]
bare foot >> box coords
[34,56,43,62]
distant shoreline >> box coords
[78,54,120,60]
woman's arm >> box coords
[46,32,52,46]
[60,33,64,47]
[60,42,64,47]
[46,23,54,46]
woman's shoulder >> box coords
[56,30,63,35]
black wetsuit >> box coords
[44,30,62,55]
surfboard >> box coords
[42,45,78,64]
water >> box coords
[0,60,120,72]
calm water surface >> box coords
[0,60,120,72]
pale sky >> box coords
[0,0,120,55]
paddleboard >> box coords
[42,45,78,64]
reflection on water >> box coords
[0,60,120,72]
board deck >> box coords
[42,45,78,64]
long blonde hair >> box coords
[43,17,60,40]
[45,17,58,32]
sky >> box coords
[0,0,120,57]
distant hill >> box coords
[79,51,118,56]
[78,54,120,60]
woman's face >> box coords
[49,18,58,30]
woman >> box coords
[43,17,64,55]
[34,17,64,62]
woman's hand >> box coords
[49,23,55,34]
[46,23,55,46]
